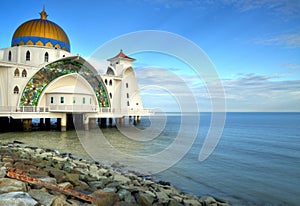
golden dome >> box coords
[11,8,70,52]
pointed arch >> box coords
[8,51,12,61]
[14,68,20,77]
[26,50,30,61]
[14,86,19,94]
[22,69,27,77]
[44,52,49,62]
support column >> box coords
[84,115,89,131]
[109,118,113,126]
[89,118,97,129]
[61,114,67,132]
[23,119,32,132]
[45,118,51,130]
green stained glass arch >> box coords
[20,59,110,108]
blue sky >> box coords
[1,0,299,112]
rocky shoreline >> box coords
[0,142,229,206]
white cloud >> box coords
[253,33,300,48]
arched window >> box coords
[109,79,112,86]
[127,101,130,107]
[22,69,27,77]
[14,68,20,77]
[127,93,129,98]
[83,97,86,104]
[13,86,19,94]
[126,83,129,88]
[8,51,12,61]
[105,79,107,85]
[109,93,112,99]
[26,50,30,61]
[44,52,49,62]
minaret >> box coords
[107,49,135,76]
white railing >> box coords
[0,106,154,115]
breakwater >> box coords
[0,142,229,206]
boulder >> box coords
[28,189,56,206]
[0,178,27,194]
[0,192,37,206]
[92,190,120,206]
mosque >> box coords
[0,8,150,131]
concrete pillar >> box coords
[39,118,45,130]
[45,118,51,130]
[61,114,67,132]
[109,118,113,126]
[0,117,9,132]
[84,116,89,131]
[89,118,97,129]
[23,119,32,132]
[100,118,107,128]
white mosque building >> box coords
[0,8,150,131]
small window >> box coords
[14,68,20,77]
[127,93,129,98]
[136,103,139,105]
[109,80,112,86]
[8,51,12,61]
[44,52,49,62]
[126,83,129,88]
[90,98,92,104]
[105,79,107,85]
[83,97,86,104]
[50,97,54,104]
[26,50,30,61]
[72,97,76,104]
[22,69,27,77]
[60,97,64,104]
[127,101,130,106]
[13,86,19,94]
[109,93,112,99]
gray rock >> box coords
[183,198,202,206]
[118,189,136,203]
[156,191,170,203]
[0,192,38,206]
[28,189,56,206]
[0,178,27,194]
[199,196,217,206]
[0,167,6,178]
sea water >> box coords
[0,112,299,205]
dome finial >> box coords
[40,6,48,20]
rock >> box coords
[65,173,80,186]
[28,189,56,206]
[113,173,131,184]
[138,192,155,206]
[88,181,105,190]
[51,196,72,206]
[2,156,14,163]
[118,189,135,203]
[0,167,6,178]
[92,190,120,206]
[0,178,27,194]
[199,196,217,206]
[156,191,170,203]
[58,182,74,190]
[183,198,202,206]
[168,199,184,206]
[0,192,37,206]
[48,168,67,183]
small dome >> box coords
[11,8,70,52]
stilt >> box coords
[45,118,51,130]
[39,118,45,130]
[61,114,67,132]
[22,119,32,132]
[0,117,9,132]
[100,118,107,128]
[56,118,61,131]
[84,116,89,131]
[89,118,97,129]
